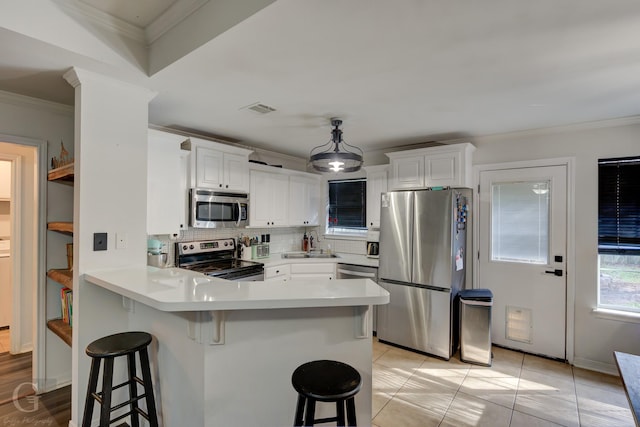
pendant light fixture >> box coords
[309,118,363,173]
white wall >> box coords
[0,92,74,388]
[459,119,640,372]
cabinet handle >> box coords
[219,184,222,188]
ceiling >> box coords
[2,0,640,160]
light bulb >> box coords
[328,160,344,172]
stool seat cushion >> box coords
[292,360,362,402]
[86,331,152,358]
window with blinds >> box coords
[598,156,640,255]
[328,179,367,230]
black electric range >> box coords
[175,239,264,281]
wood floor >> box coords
[0,347,71,426]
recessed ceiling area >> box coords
[1,0,640,159]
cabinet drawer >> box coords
[289,263,335,275]
[265,264,291,280]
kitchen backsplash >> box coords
[150,227,367,266]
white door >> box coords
[478,165,567,359]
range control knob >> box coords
[189,244,195,250]
[182,245,188,251]
[224,241,229,247]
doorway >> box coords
[476,161,573,361]
[0,136,47,397]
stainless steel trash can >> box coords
[459,289,493,366]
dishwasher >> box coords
[337,263,379,333]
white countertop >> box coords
[84,266,389,312]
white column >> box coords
[63,67,156,426]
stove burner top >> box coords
[176,239,264,280]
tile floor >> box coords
[371,339,634,427]
[0,329,633,426]
[0,329,8,353]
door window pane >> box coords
[491,181,550,264]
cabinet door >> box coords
[147,130,186,236]
[250,170,289,227]
[424,151,460,187]
[288,176,320,226]
[0,161,10,199]
[195,147,224,189]
[390,156,424,190]
[224,153,249,192]
[366,167,387,228]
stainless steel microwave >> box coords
[190,189,249,228]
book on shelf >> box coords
[60,287,73,327]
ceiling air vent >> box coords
[242,102,276,114]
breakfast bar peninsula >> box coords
[84,266,389,426]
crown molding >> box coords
[146,0,209,44]
[0,90,73,115]
[445,115,640,144]
[54,0,146,43]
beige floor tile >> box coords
[440,391,512,427]
[372,390,393,419]
[515,393,580,427]
[575,382,635,427]
[372,340,392,362]
[459,374,519,409]
[372,362,412,396]
[518,368,577,397]
[523,353,573,381]
[573,366,625,393]
[374,347,426,375]
[373,396,443,427]
[510,410,564,426]
[394,371,458,415]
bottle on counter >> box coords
[302,232,309,252]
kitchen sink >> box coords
[281,252,339,259]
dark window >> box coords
[598,156,640,255]
[328,179,366,229]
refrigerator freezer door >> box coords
[413,190,455,288]
[378,191,414,283]
[377,280,453,359]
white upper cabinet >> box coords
[288,174,321,226]
[147,129,188,236]
[249,169,289,227]
[0,161,10,200]
[386,142,475,190]
[364,165,388,229]
[184,137,252,192]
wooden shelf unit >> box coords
[46,319,72,347]
[47,269,73,289]
[48,162,74,184]
[47,222,73,235]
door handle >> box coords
[545,269,563,277]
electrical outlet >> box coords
[94,232,107,251]
[116,232,127,249]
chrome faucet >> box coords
[307,229,320,251]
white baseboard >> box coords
[572,356,619,376]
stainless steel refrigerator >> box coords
[377,188,471,359]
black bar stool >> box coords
[82,331,159,427]
[292,360,362,426]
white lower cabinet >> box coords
[264,264,291,281]
[289,263,335,280]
